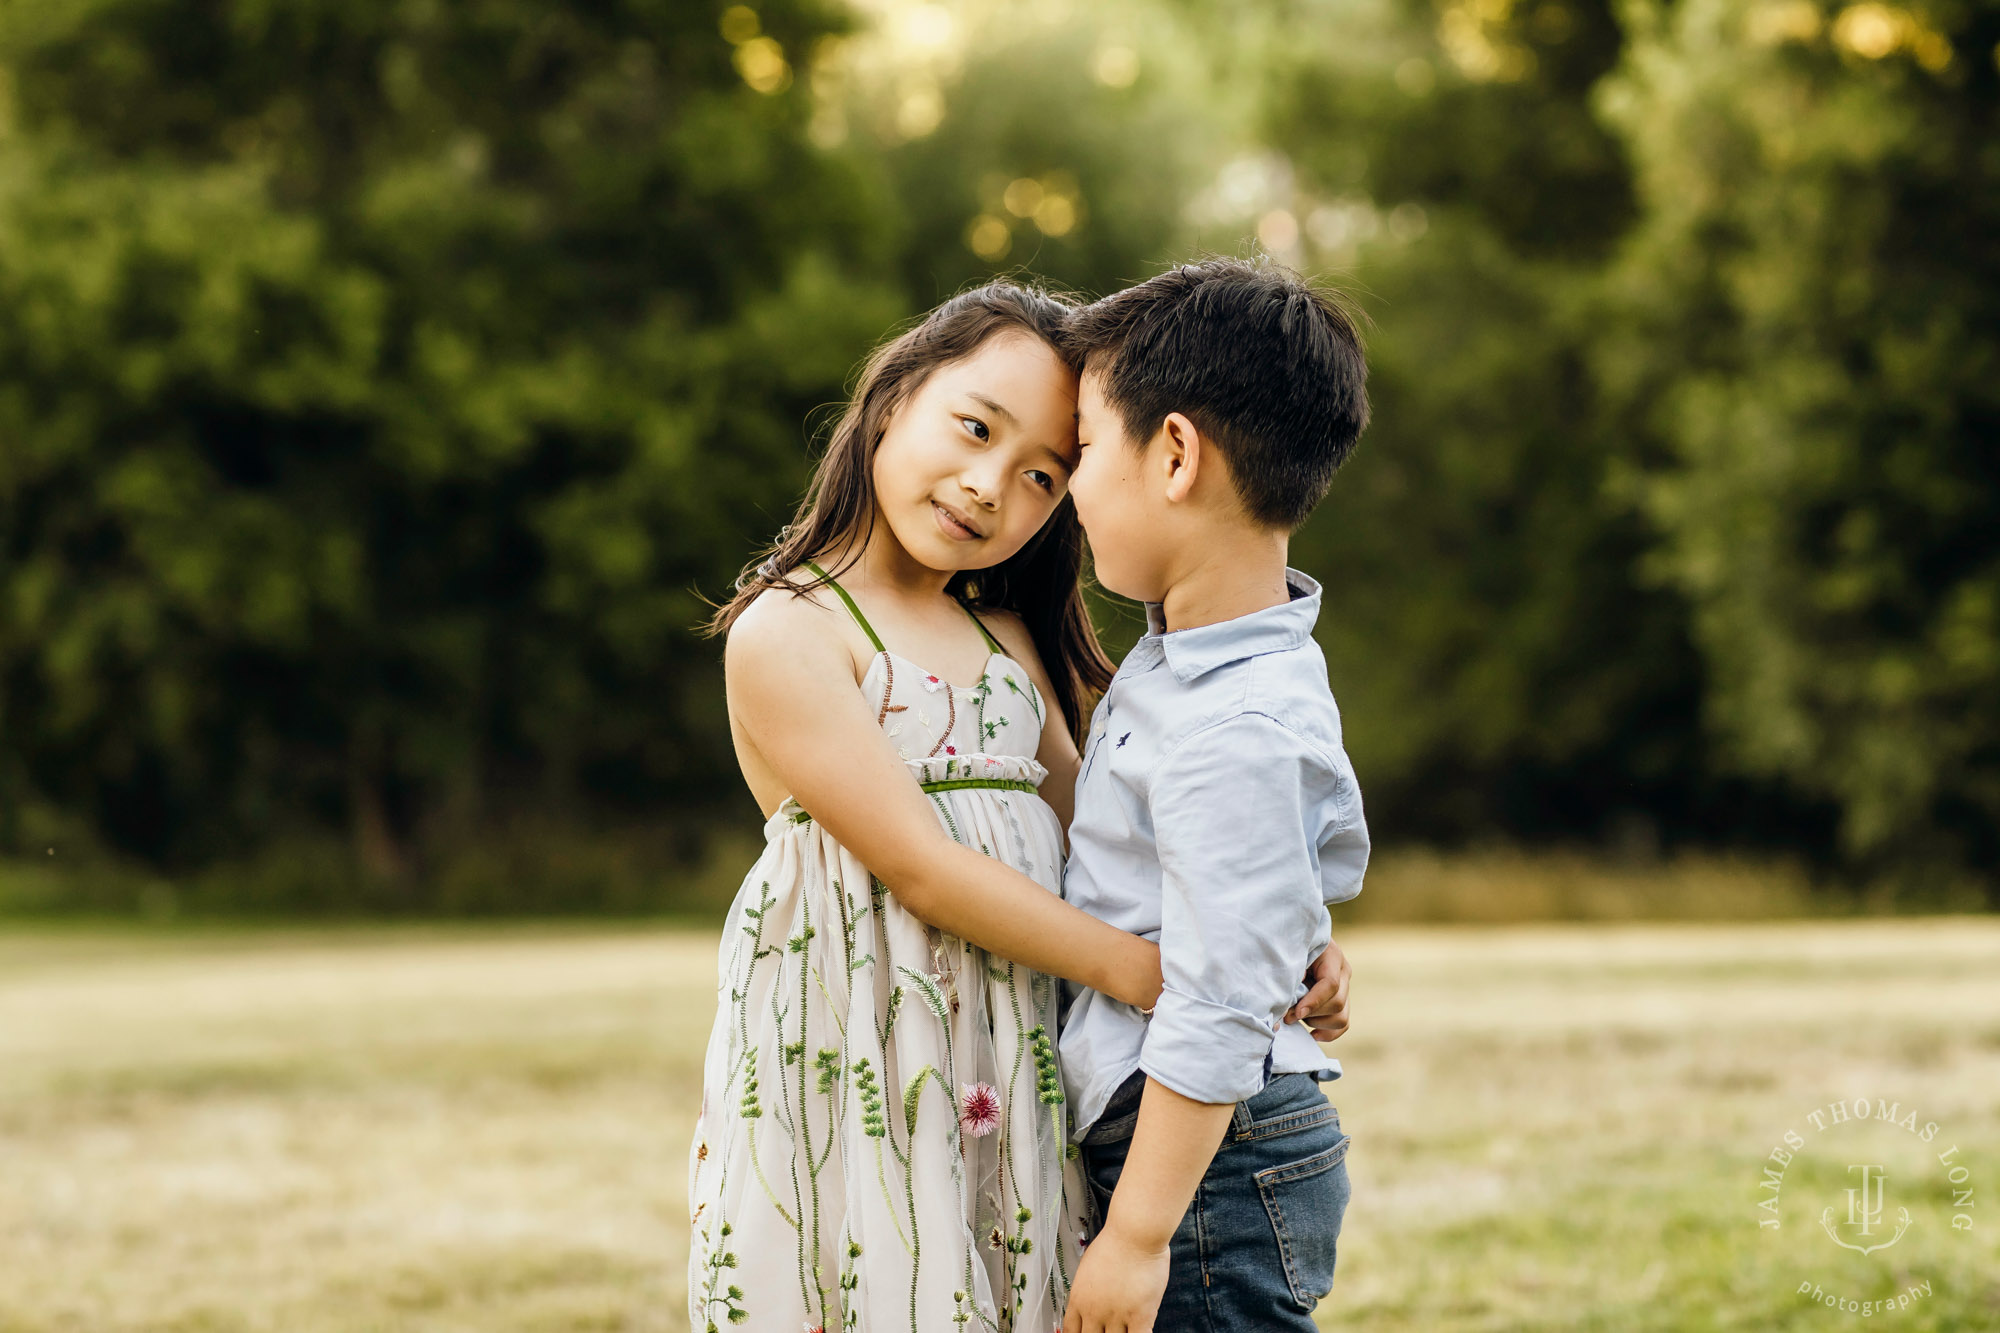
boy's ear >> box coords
[1159,411,1202,504]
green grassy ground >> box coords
[2,919,1996,1330]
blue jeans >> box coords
[1078,1072,1351,1331]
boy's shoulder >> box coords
[1151,637,1347,771]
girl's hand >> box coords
[1063,1223,1170,1333]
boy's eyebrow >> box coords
[967,392,1020,427]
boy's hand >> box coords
[1064,1223,1170,1333]
[1287,937,1350,1042]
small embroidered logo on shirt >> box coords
[1116,732,1132,748]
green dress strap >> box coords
[803,560,886,655]
[958,600,1005,655]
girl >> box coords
[689,282,1163,1333]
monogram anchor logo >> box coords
[1819,1164,1912,1256]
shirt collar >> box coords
[1141,568,1322,683]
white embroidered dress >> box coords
[688,570,1087,1333]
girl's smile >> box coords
[931,498,985,541]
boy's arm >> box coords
[1063,1079,1231,1333]
[1141,715,1334,1104]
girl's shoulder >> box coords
[726,571,874,680]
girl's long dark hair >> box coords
[707,280,1113,740]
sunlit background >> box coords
[1,0,1996,1327]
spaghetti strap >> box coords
[959,600,1005,655]
[804,560,886,655]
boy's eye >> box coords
[959,416,989,442]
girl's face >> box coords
[870,332,1080,573]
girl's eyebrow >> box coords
[967,392,1019,428]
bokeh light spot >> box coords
[1746,1,1821,45]
[1394,57,1435,95]
[965,215,1012,261]
[896,84,943,136]
[1003,177,1044,218]
[1834,4,1901,59]
[1257,208,1299,252]
[719,6,760,46]
[734,36,791,94]
[1033,195,1075,236]
[1094,46,1140,88]
[894,4,957,54]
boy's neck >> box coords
[1155,528,1292,633]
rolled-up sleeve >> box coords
[1138,714,1334,1106]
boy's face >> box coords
[1069,367,1175,604]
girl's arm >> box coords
[726,591,1160,1009]
[979,611,1081,833]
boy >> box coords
[1060,258,1372,1333]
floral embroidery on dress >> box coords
[961,1083,1002,1137]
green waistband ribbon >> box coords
[790,776,1036,824]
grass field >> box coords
[3,919,1997,1331]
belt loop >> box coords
[1230,1098,1253,1137]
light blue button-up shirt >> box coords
[1059,569,1369,1135]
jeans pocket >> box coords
[1255,1133,1352,1310]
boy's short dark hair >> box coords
[1067,257,1370,528]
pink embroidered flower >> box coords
[960,1082,1002,1137]
[944,744,957,755]
[923,673,945,693]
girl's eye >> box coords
[960,416,989,442]
[1027,469,1055,492]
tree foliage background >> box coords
[0,0,1993,911]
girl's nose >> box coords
[962,468,1004,509]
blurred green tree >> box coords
[1246,0,1766,850]
[859,10,1218,301]
[0,0,902,900]
[1596,0,2000,882]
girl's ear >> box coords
[1159,410,1202,503]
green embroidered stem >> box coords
[791,900,828,1329]
[838,1237,864,1330]
[699,1219,746,1329]
[744,1120,798,1230]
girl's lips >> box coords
[932,501,984,540]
